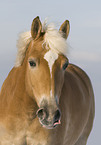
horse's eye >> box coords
[29,61,36,67]
[63,62,68,70]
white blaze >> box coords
[44,50,58,78]
[44,50,58,98]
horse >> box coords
[0,16,95,145]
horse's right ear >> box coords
[31,16,42,40]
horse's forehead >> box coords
[44,50,58,76]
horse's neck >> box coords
[0,66,38,119]
[1,66,25,98]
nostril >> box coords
[54,109,61,125]
[37,108,46,120]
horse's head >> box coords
[16,16,70,129]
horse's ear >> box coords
[59,20,70,39]
[31,16,42,40]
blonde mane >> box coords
[15,22,68,67]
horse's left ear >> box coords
[31,16,42,40]
[59,20,70,39]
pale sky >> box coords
[0,0,101,144]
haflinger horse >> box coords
[0,16,95,145]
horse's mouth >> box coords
[39,118,61,129]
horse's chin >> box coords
[41,123,58,129]
[42,124,57,129]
